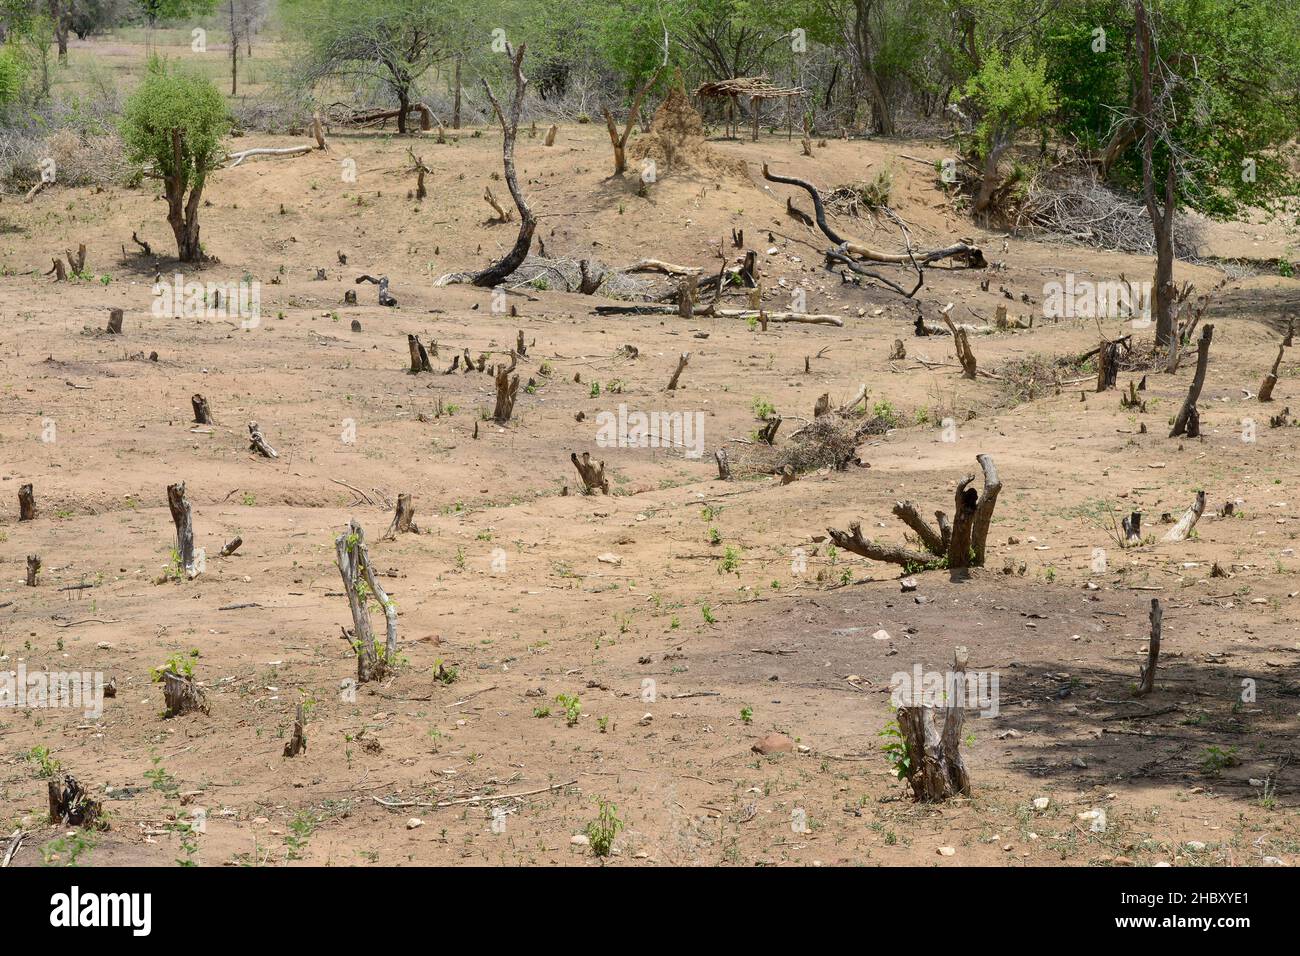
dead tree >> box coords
[493,364,521,422]
[408,334,433,373]
[440,43,535,288]
[384,494,418,538]
[166,482,200,579]
[191,394,213,425]
[283,702,307,757]
[1136,598,1162,696]
[335,519,398,684]
[894,646,972,802]
[1162,490,1205,542]
[356,274,397,307]
[828,454,1001,572]
[761,164,983,299]
[19,483,35,521]
[1258,343,1285,402]
[666,352,690,391]
[248,422,278,458]
[571,452,610,495]
[162,668,209,717]
[25,554,40,586]
[106,308,124,334]
[1170,324,1213,438]
[603,68,662,174]
[48,773,105,829]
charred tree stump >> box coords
[666,352,690,391]
[19,483,35,521]
[248,422,278,458]
[25,554,40,586]
[1136,598,1162,696]
[894,647,973,802]
[166,481,199,579]
[283,702,307,757]
[571,452,610,495]
[335,519,398,684]
[1170,324,1213,437]
[356,274,397,307]
[162,669,209,717]
[106,308,124,334]
[48,773,105,829]
[191,394,213,425]
[1258,343,1285,402]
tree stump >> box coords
[493,364,521,422]
[894,647,973,802]
[666,352,690,391]
[385,493,418,538]
[106,308,124,334]
[1121,511,1142,546]
[48,773,105,829]
[715,448,731,479]
[335,519,398,684]
[283,702,307,757]
[248,422,278,458]
[1136,598,1162,696]
[1096,339,1120,391]
[408,334,433,373]
[19,483,35,521]
[1258,343,1285,402]
[1170,324,1213,437]
[166,481,198,579]
[570,452,610,495]
[25,554,40,586]
[676,276,696,319]
[191,394,213,425]
[163,669,209,717]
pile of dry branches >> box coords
[1015,166,1202,256]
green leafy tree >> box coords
[962,49,1056,214]
[121,60,230,261]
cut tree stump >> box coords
[1121,511,1142,546]
[48,773,105,829]
[106,308,124,334]
[384,493,418,538]
[25,554,40,586]
[248,422,278,458]
[828,454,1001,572]
[191,394,213,425]
[283,702,307,757]
[942,308,977,379]
[570,452,610,495]
[335,518,398,684]
[1170,324,1213,438]
[1097,339,1120,391]
[1258,343,1285,402]
[166,481,199,579]
[219,536,243,556]
[408,334,433,373]
[715,448,731,479]
[19,483,35,521]
[1136,598,1162,696]
[162,669,209,717]
[493,364,521,422]
[1162,490,1206,542]
[894,647,973,802]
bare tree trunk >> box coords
[166,482,199,578]
[1137,0,1177,349]
[1137,598,1162,696]
[471,44,535,287]
[1170,325,1213,437]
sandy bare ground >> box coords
[2,116,1299,867]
